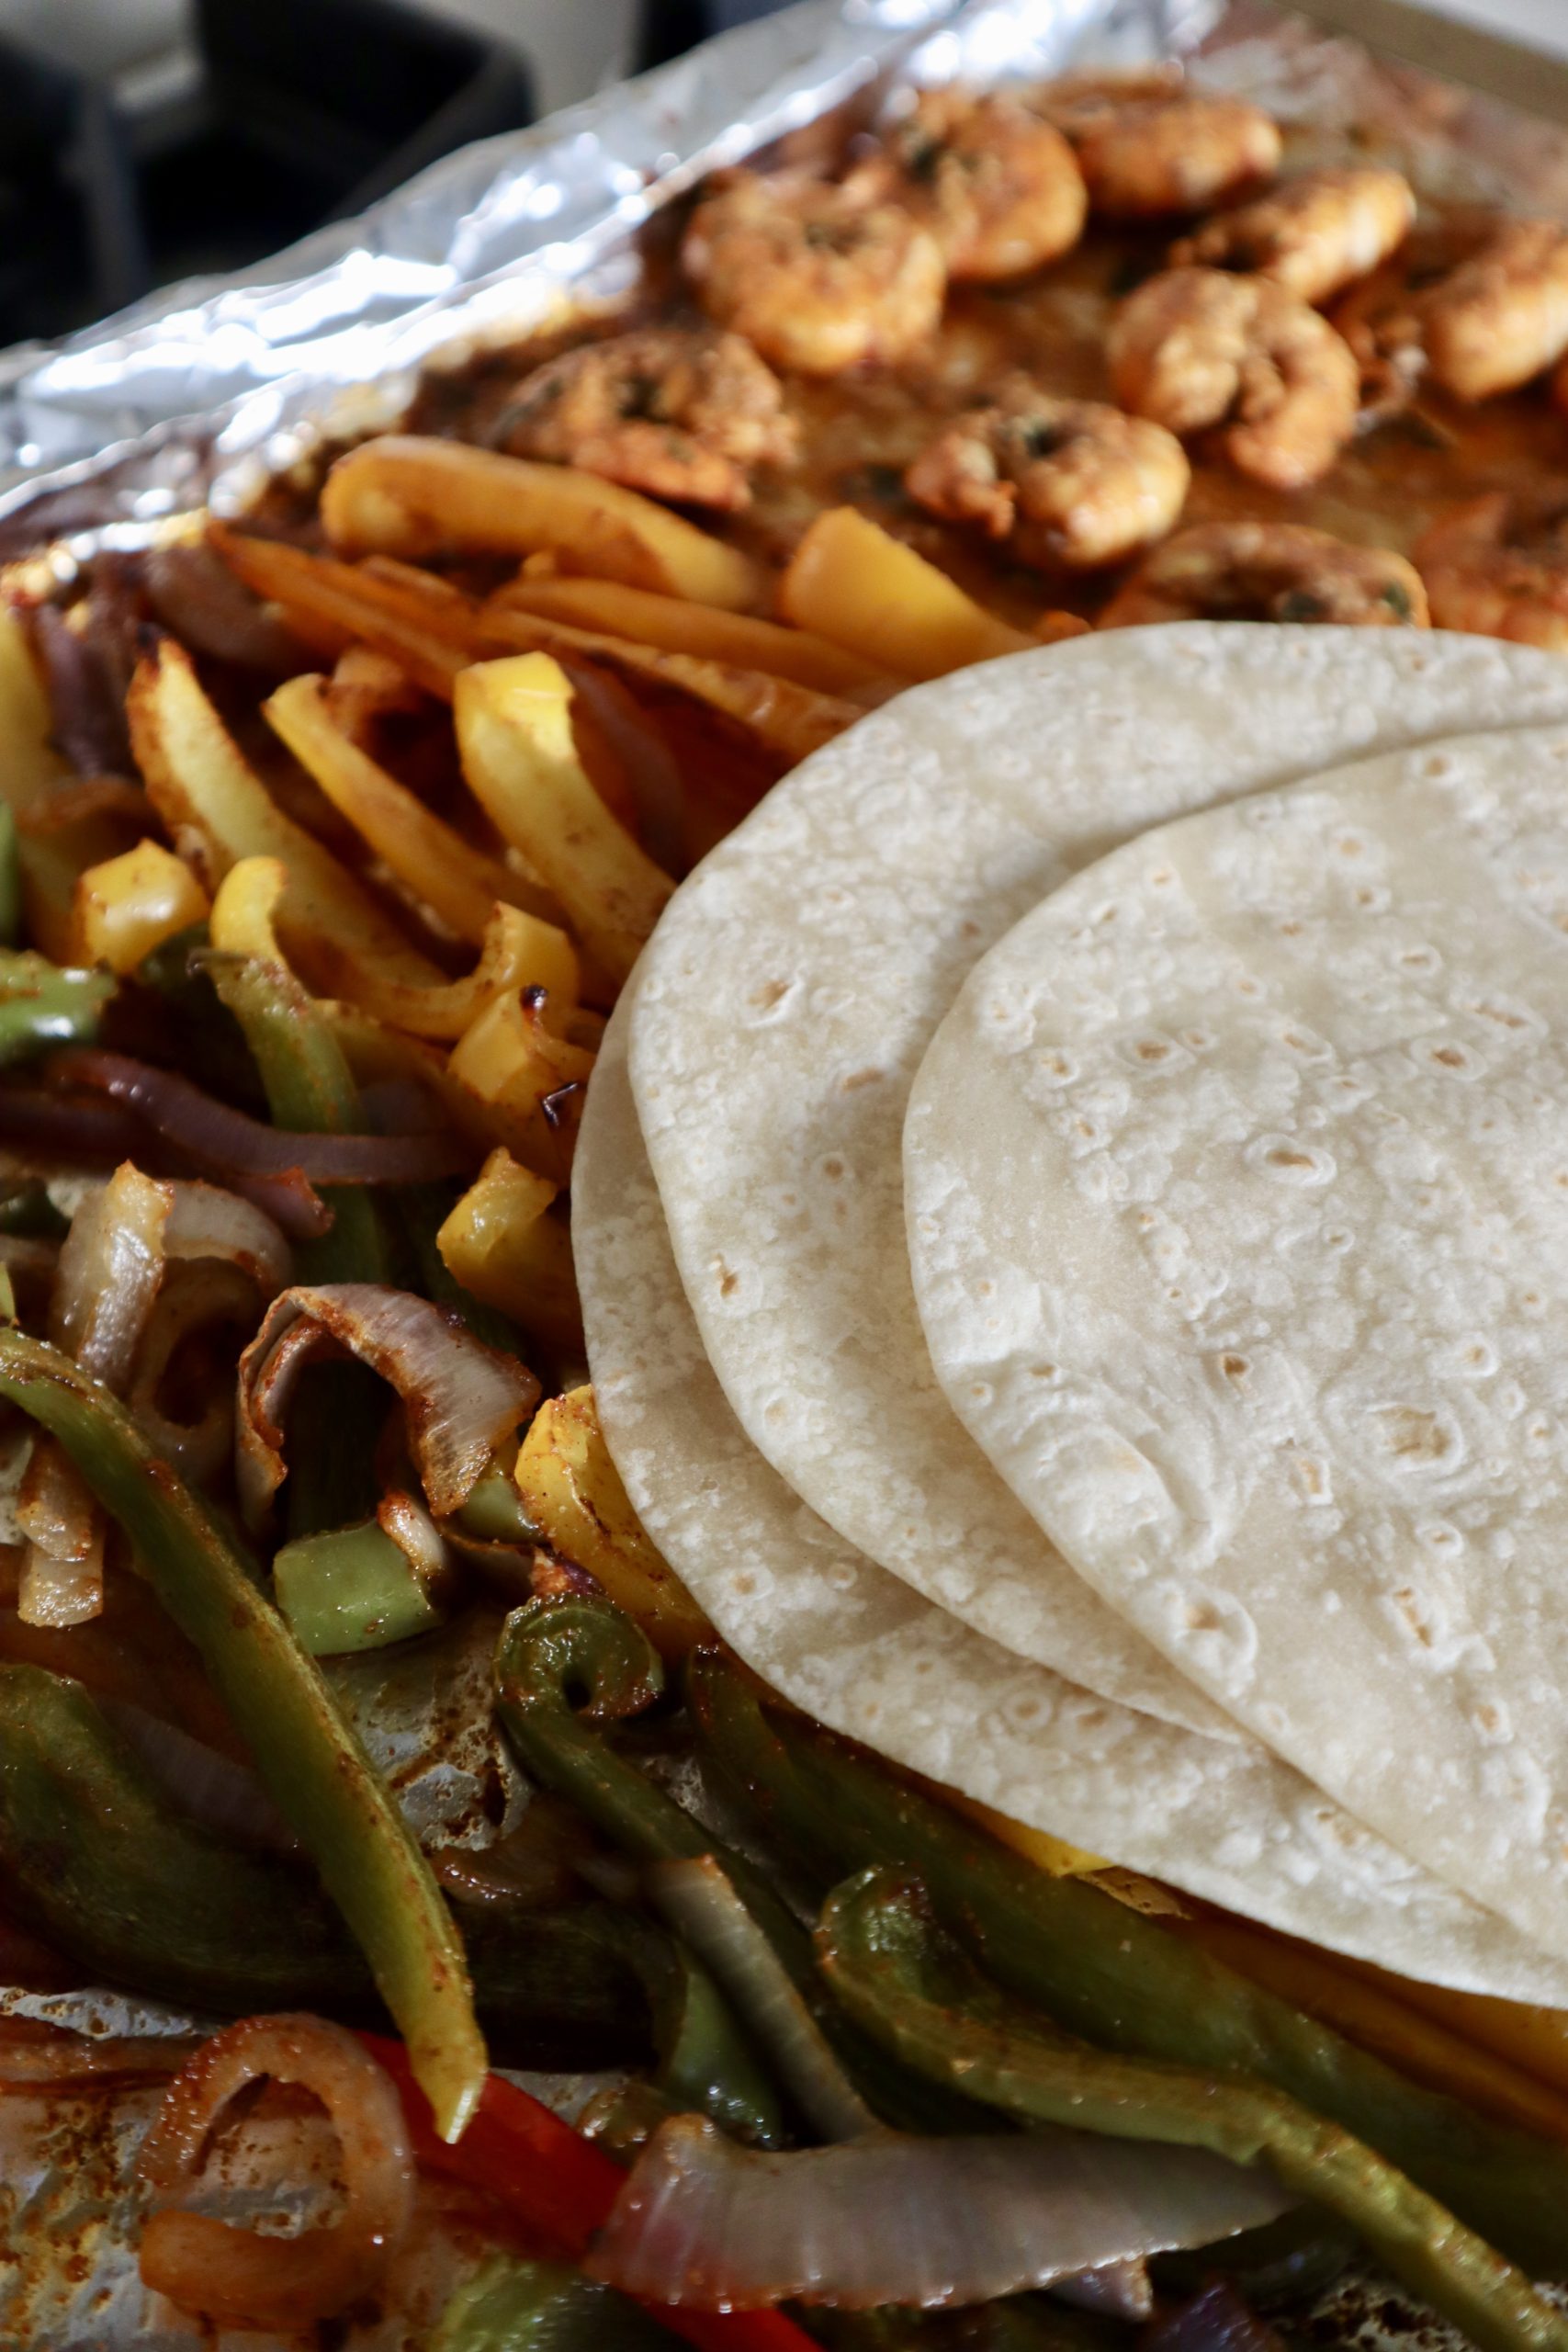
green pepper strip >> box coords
[494,1600,964,2138]
[209,948,389,1533]
[0,1656,760,2082]
[0,948,113,1065]
[690,1651,1568,2280]
[273,1518,446,1656]
[819,1871,1568,2352]
[0,1333,485,2140]
[434,2249,674,2351]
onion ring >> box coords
[137,2013,413,2330]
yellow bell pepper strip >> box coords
[493,575,893,699]
[69,838,210,974]
[0,1331,486,2140]
[320,437,769,613]
[456,653,673,990]
[435,1148,584,1362]
[689,1651,1568,2279]
[513,1389,712,1662]
[447,985,595,1182]
[777,507,1032,681]
[819,1870,1568,2352]
[263,673,569,942]
[128,639,441,989]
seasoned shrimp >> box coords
[1100,521,1427,628]
[1414,491,1568,649]
[1421,219,1568,401]
[492,328,797,511]
[1037,81,1280,220]
[851,90,1086,282]
[1172,165,1415,307]
[1108,266,1359,491]
[905,379,1189,568]
[682,170,946,376]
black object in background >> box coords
[0,0,534,346]
[639,0,795,70]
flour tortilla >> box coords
[577,1003,1568,2001]
[627,627,1568,1737]
[907,724,1568,1966]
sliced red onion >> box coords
[46,1051,472,1184]
[590,2116,1292,2312]
[1055,2260,1155,2319]
[1145,2279,1286,2352]
[236,1282,539,1528]
[646,1856,875,2145]
[100,1698,293,1851]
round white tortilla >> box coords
[907,724,1568,1966]
[577,1003,1568,2002]
[627,626,1568,1737]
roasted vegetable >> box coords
[819,1869,1568,2352]
[0,1333,486,2140]
[690,1650,1568,2278]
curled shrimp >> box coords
[492,328,797,511]
[905,379,1189,568]
[1036,78,1280,220]
[851,89,1086,282]
[1172,165,1415,307]
[1420,219,1568,401]
[1100,521,1427,628]
[1108,266,1359,490]
[1414,491,1568,649]
[682,170,946,376]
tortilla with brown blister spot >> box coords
[907,725,1568,1966]
[628,624,1568,1738]
[577,1005,1568,2000]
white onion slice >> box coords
[51,1159,172,1390]
[164,1179,292,1295]
[236,1282,538,1527]
[590,2115,1292,2311]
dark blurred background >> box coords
[0,0,792,349]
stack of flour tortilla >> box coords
[572,621,1568,1999]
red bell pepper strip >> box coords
[363,2035,819,2352]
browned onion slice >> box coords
[137,2013,413,2330]
[237,1281,539,1527]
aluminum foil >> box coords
[0,0,1216,560]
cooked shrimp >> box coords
[682,170,946,376]
[1172,166,1415,307]
[1421,219,1568,401]
[1037,81,1280,220]
[492,328,797,511]
[1414,491,1568,649]
[1100,521,1427,628]
[905,379,1189,568]
[1108,266,1359,490]
[852,90,1086,281]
